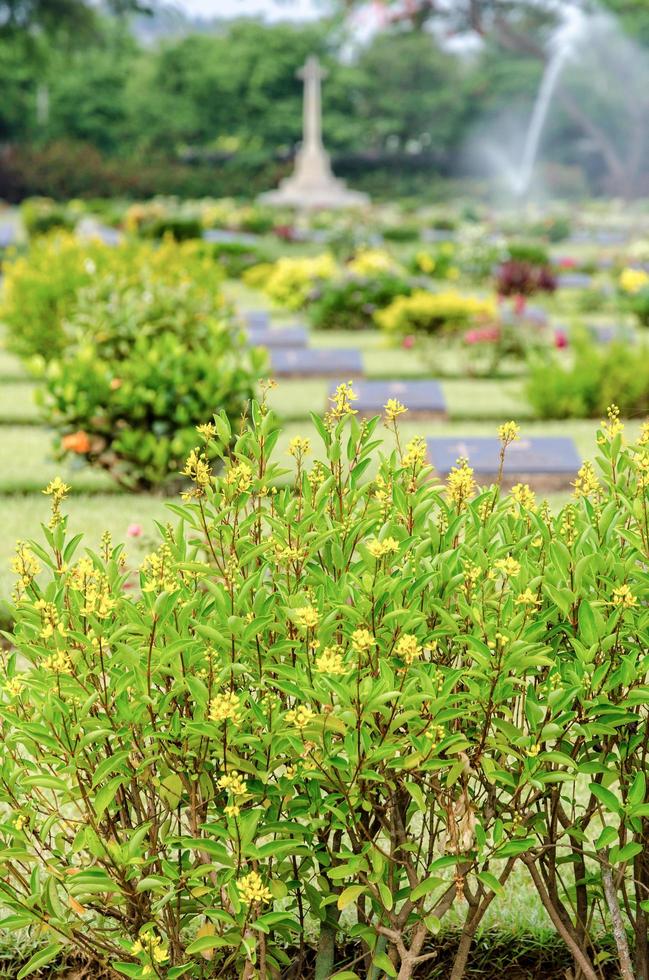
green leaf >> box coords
[410,876,445,902]
[371,952,398,977]
[610,842,643,864]
[337,885,367,910]
[186,935,230,955]
[596,826,618,849]
[17,944,62,979]
[477,871,504,896]
[589,783,623,815]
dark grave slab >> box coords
[202,229,258,245]
[247,325,308,349]
[557,273,594,289]
[426,436,581,491]
[0,223,16,248]
[422,228,455,243]
[271,348,363,379]
[586,323,635,345]
[94,225,121,247]
[501,305,548,328]
[329,380,446,420]
[244,310,271,329]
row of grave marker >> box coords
[243,309,583,490]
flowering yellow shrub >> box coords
[244,253,338,310]
[1,232,224,361]
[347,247,398,277]
[376,288,497,336]
[619,266,649,294]
[3,398,649,980]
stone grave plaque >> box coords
[426,436,581,491]
[557,273,594,289]
[328,380,446,420]
[247,325,308,349]
[0,223,16,248]
[587,323,636,345]
[203,229,258,245]
[244,310,271,329]
[271,348,363,378]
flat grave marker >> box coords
[247,325,308,349]
[203,229,258,245]
[426,436,581,491]
[0,223,16,248]
[557,272,594,289]
[328,380,447,419]
[271,348,363,378]
[244,310,271,329]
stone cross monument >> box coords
[261,55,368,210]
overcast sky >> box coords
[173,0,322,19]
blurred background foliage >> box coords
[1,0,649,200]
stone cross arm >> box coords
[297,55,328,82]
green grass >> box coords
[0,380,39,423]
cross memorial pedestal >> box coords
[260,56,368,210]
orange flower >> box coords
[110,378,122,390]
[62,431,91,454]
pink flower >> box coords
[402,335,415,349]
[127,523,142,538]
[464,326,500,345]
[555,329,568,349]
[558,257,577,269]
[514,294,527,315]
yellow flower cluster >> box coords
[639,421,649,446]
[11,541,41,596]
[285,704,315,729]
[498,421,520,446]
[131,932,169,964]
[4,677,23,698]
[494,555,520,578]
[209,691,242,724]
[402,436,427,469]
[375,289,496,334]
[366,537,399,559]
[249,253,338,310]
[446,458,476,507]
[140,543,176,594]
[43,477,71,529]
[384,398,407,422]
[326,381,358,427]
[225,461,253,494]
[619,267,649,294]
[196,422,217,441]
[612,584,637,608]
[600,404,624,440]
[238,870,272,905]
[288,436,311,458]
[572,461,600,499]
[293,606,319,630]
[316,646,347,675]
[218,770,248,816]
[69,559,115,619]
[218,771,248,796]
[182,448,212,489]
[351,628,375,652]
[348,248,397,276]
[43,650,73,673]
[510,483,536,511]
[516,589,540,607]
[36,599,67,640]
[395,633,422,665]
